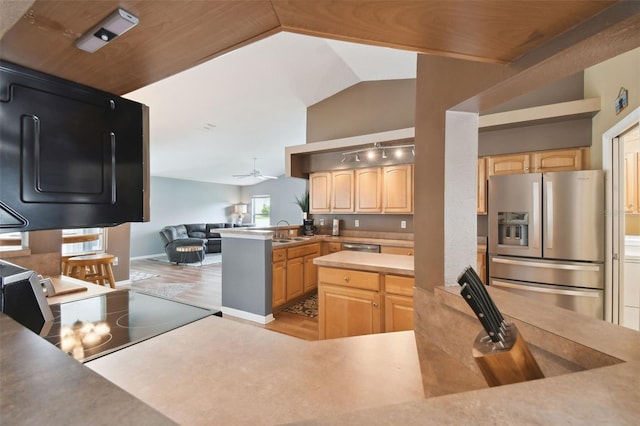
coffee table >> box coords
[175,245,205,265]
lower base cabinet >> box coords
[318,267,414,339]
[319,284,381,339]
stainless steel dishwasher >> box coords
[341,242,381,253]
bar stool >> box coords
[65,253,117,289]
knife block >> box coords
[472,324,544,387]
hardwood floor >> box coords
[126,257,318,341]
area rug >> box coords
[130,282,197,299]
[283,294,318,318]
[149,253,222,267]
[129,270,159,282]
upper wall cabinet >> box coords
[487,148,588,176]
[355,168,382,213]
[310,164,413,214]
[331,170,355,213]
[310,172,332,213]
[382,165,413,213]
[477,158,487,215]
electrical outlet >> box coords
[319,219,325,226]
[401,220,407,229]
[355,219,360,227]
[113,256,119,266]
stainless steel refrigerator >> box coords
[488,170,604,319]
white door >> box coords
[604,109,640,329]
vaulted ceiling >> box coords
[0,1,626,184]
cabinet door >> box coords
[318,283,381,339]
[477,157,487,215]
[355,167,382,213]
[477,249,486,285]
[309,172,332,213]
[303,254,319,293]
[624,152,638,213]
[286,256,304,300]
[380,246,414,256]
[331,170,355,213]
[532,148,583,172]
[383,164,413,213]
[487,153,530,175]
[384,294,413,332]
[272,260,287,308]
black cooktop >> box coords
[43,289,219,362]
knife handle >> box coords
[460,283,501,343]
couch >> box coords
[159,223,254,264]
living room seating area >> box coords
[159,223,254,264]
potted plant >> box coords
[294,190,309,220]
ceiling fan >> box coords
[232,157,278,180]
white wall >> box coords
[241,177,308,226]
[130,176,241,257]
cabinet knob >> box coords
[372,303,379,308]
[343,276,350,282]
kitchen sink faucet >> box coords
[275,220,290,239]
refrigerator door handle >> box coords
[532,181,540,249]
[546,181,554,249]
[492,257,602,272]
[492,279,600,298]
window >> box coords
[251,196,271,227]
[0,231,28,252]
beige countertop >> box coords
[313,251,414,276]
[3,281,640,425]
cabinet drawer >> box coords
[327,242,342,253]
[319,267,379,291]
[381,246,414,256]
[385,275,414,297]
[288,243,320,259]
[272,248,286,262]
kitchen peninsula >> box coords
[2,282,639,425]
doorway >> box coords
[603,107,640,330]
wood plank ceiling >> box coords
[0,0,618,95]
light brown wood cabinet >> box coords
[487,153,531,175]
[532,148,585,172]
[311,164,413,214]
[624,152,639,213]
[318,266,381,339]
[477,247,487,285]
[355,167,382,213]
[309,172,332,213]
[384,275,414,332]
[272,242,320,310]
[477,157,487,215]
[318,266,414,339]
[382,164,413,213]
[380,245,414,256]
[486,148,587,177]
[321,241,342,255]
[272,249,287,308]
[331,170,355,213]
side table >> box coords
[175,245,205,265]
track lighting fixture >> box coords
[339,142,414,164]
